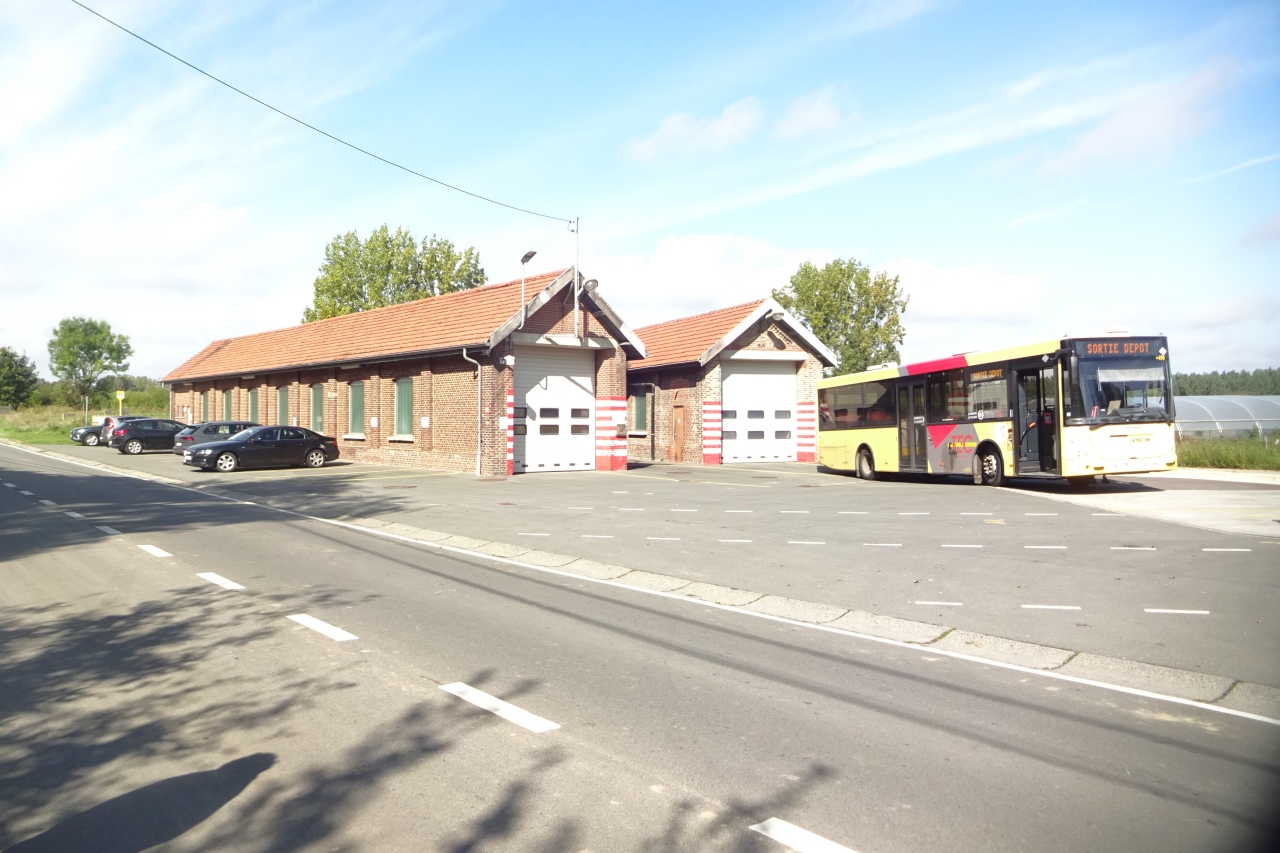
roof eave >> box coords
[163,341,493,385]
[696,298,837,367]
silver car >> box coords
[172,421,260,454]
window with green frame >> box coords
[223,391,232,421]
[394,378,413,436]
[311,384,324,433]
[277,387,289,425]
[200,391,209,422]
[248,388,259,423]
[349,381,364,435]
[629,388,647,432]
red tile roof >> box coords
[629,300,764,369]
[163,270,566,382]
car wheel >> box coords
[304,449,327,469]
[856,447,876,481]
[979,449,1004,487]
[83,433,100,446]
[124,439,144,455]
[215,452,238,473]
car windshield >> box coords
[1067,353,1172,424]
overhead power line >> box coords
[68,0,573,224]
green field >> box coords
[0,405,171,447]
[1177,436,1280,470]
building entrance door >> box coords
[897,381,927,472]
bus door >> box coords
[1014,363,1059,474]
[897,380,927,472]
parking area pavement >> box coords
[30,442,1280,687]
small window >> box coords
[395,378,413,435]
[277,387,289,426]
[223,393,232,421]
[722,410,737,419]
[248,388,259,423]
[539,408,559,418]
[513,407,527,419]
[570,408,589,419]
[570,424,589,435]
[722,430,737,440]
[775,430,791,439]
[775,410,791,419]
[311,384,324,434]
[349,381,364,434]
[748,430,765,439]
[200,391,209,422]
[747,410,764,419]
[513,424,527,435]
[539,424,559,435]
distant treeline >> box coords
[1173,368,1280,396]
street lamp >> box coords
[520,250,537,329]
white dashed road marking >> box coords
[582,534,613,539]
[671,509,697,513]
[439,682,560,733]
[942,544,983,548]
[788,540,825,545]
[1022,604,1081,610]
[899,512,929,515]
[287,614,358,641]
[1025,512,1057,516]
[64,511,85,519]
[648,537,681,541]
[916,600,962,606]
[719,539,752,543]
[726,510,753,513]
[1092,513,1124,517]
[567,506,593,510]
[1112,546,1156,551]
[838,511,867,515]
[38,499,56,506]
[518,532,549,537]
[618,508,645,512]
[96,525,121,535]
[197,572,245,590]
[138,545,172,558]
[1025,545,1067,550]
[1145,609,1210,615]
[863,543,902,547]
[18,490,33,495]
[749,817,856,853]
[2,482,15,487]
[782,510,810,514]
[1203,548,1251,552]
[961,512,992,516]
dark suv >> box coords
[110,418,188,454]
[172,421,260,454]
[92,415,145,446]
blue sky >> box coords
[1,0,1277,379]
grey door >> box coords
[897,381,927,472]
[1014,365,1058,474]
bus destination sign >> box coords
[1072,337,1167,359]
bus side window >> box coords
[967,367,1008,419]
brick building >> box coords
[163,268,645,475]
[626,299,836,465]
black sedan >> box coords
[69,424,104,446]
[111,419,188,454]
[183,425,339,472]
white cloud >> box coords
[1048,59,1237,171]
[1006,200,1085,229]
[1240,212,1280,246]
[830,0,936,36]
[625,97,764,162]
[1180,152,1280,184]
[588,234,833,327]
[775,87,844,140]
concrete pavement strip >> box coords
[6,438,1280,718]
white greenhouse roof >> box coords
[1174,395,1280,437]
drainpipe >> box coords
[461,347,482,476]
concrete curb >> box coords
[7,438,1275,711]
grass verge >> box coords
[0,405,169,447]
[1177,436,1280,470]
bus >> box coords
[816,335,1177,486]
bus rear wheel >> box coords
[1067,475,1096,488]
[978,449,1004,486]
[856,448,876,481]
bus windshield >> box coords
[1067,354,1172,424]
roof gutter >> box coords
[163,342,492,385]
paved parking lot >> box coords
[32,442,1280,687]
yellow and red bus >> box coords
[817,335,1177,486]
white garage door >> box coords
[514,346,595,472]
[721,360,798,463]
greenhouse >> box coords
[1173,396,1280,439]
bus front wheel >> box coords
[978,449,1004,486]
[856,448,876,481]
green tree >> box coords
[0,347,40,407]
[772,258,909,374]
[302,226,487,322]
[47,318,133,401]
[1173,368,1280,395]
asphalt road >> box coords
[3,445,1279,852]
[36,443,1280,687]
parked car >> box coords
[110,418,188,454]
[183,426,339,472]
[172,421,260,454]
[97,415,146,446]
[69,424,107,446]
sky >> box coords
[1,0,1277,380]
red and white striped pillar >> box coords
[796,400,816,462]
[505,390,514,476]
[701,400,722,465]
[595,396,627,471]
